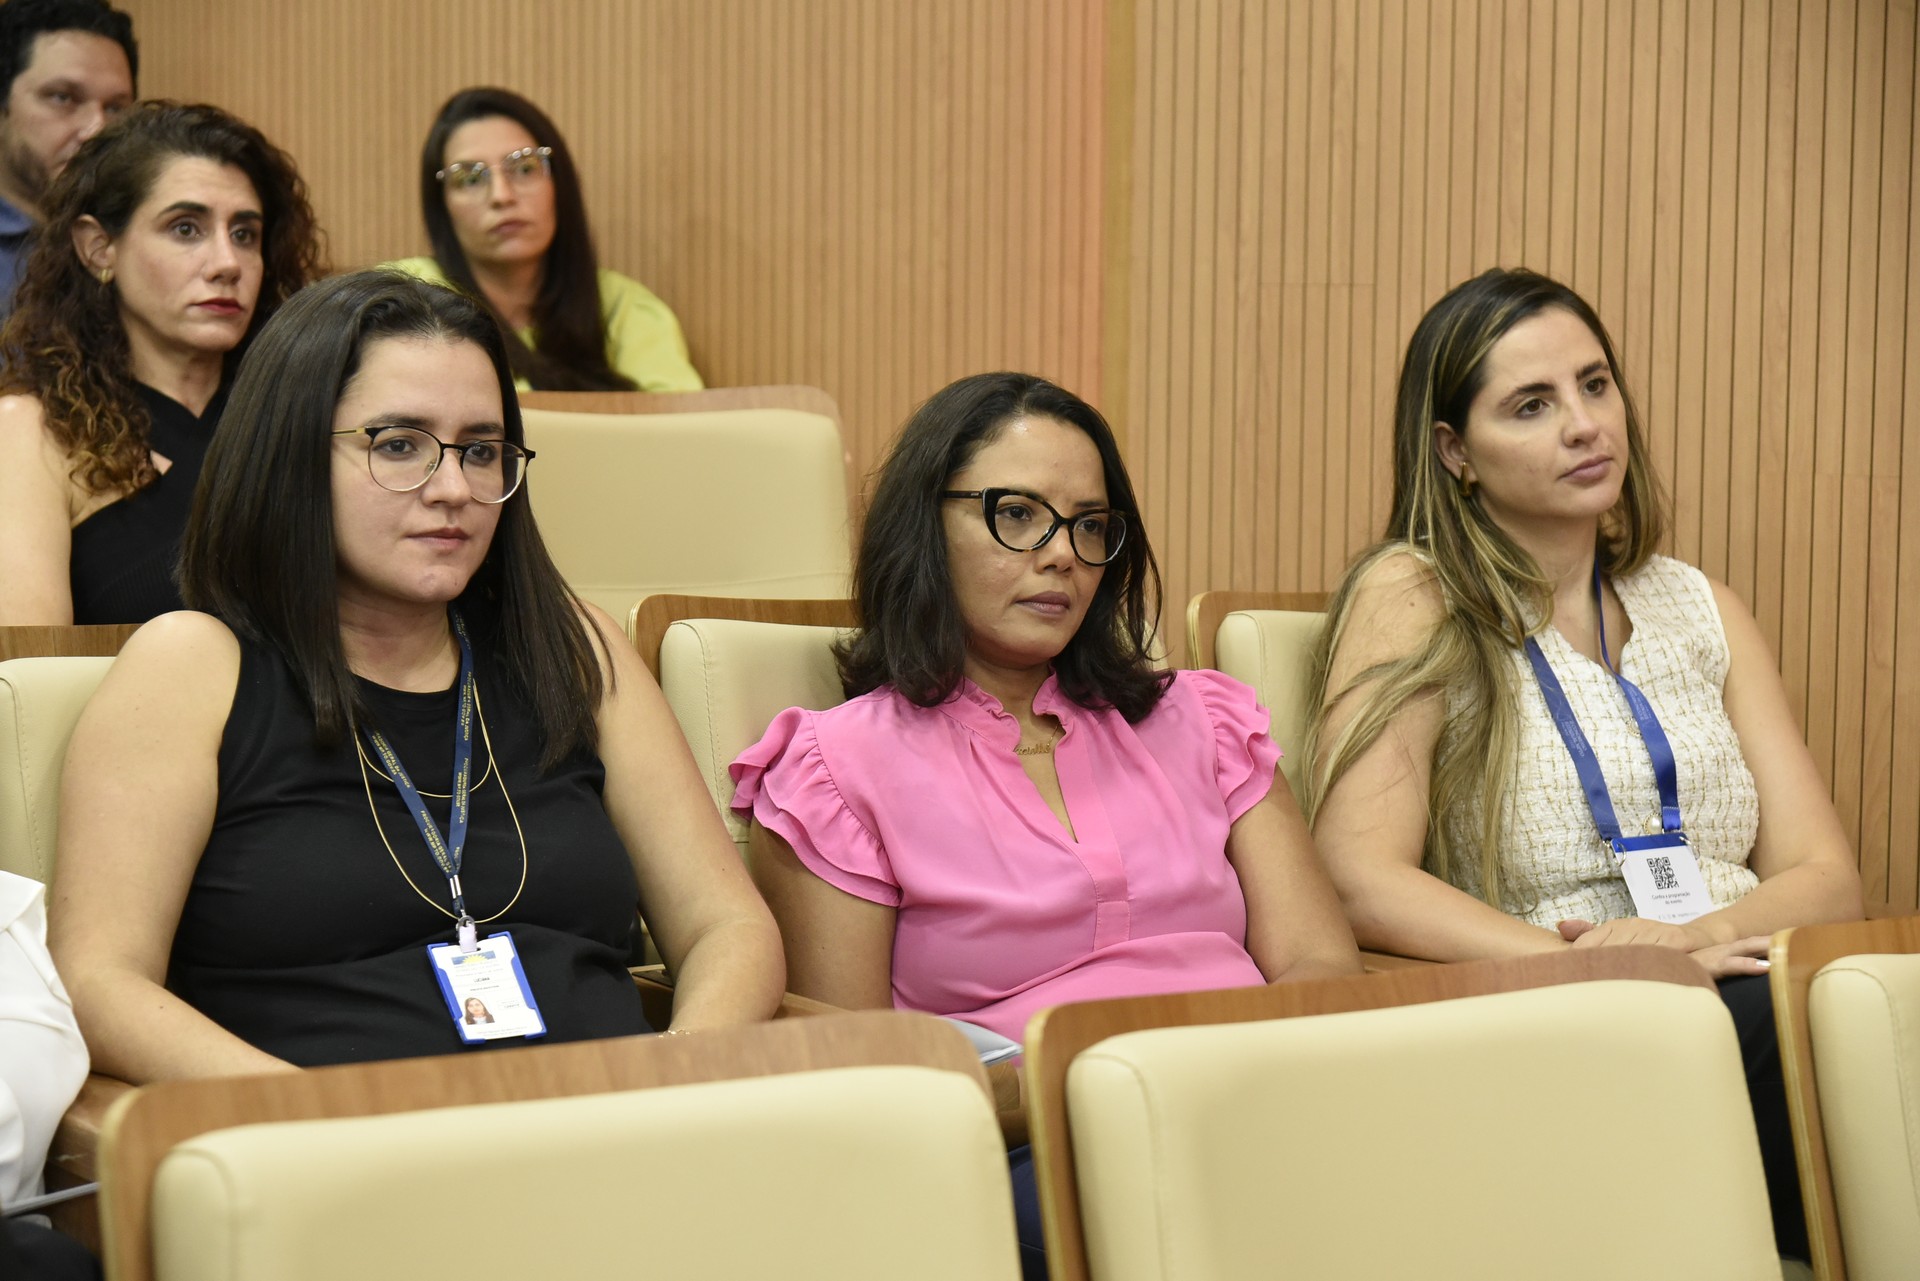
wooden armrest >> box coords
[625,968,1026,1139]
[1359,949,1438,972]
[987,1059,1029,1147]
[45,1073,133,1255]
[628,966,848,1025]
[50,1073,133,1185]
[772,991,841,1019]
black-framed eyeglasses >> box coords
[941,488,1127,566]
[331,426,535,504]
[435,146,553,200]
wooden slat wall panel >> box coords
[1119,0,1920,908]
[114,1,1916,904]
[117,0,1108,493]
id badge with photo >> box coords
[1613,832,1714,925]
[428,931,548,1044]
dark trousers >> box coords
[0,1219,102,1281]
[1007,1144,1047,1280]
[1718,974,1808,1260]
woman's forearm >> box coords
[662,917,786,1030]
[70,970,294,1083]
[1689,858,1864,946]
[1340,860,1568,962]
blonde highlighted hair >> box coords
[1303,268,1667,909]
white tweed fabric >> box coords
[1441,554,1760,926]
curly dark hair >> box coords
[419,87,632,392]
[0,99,325,497]
[837,371,1171,721]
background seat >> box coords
[1205,606,1323,796]
[650,605,853,862]
[517,387,854,632]
[0,656,126,1250]
[0,625,140,663]
[1185,590,1328,671]
[0,657,115,883]
[1771,914,1920,1280]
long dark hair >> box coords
[838,372,1170,721]
[418,87,632,392]
[0,100,324,496]
[180,270,604,770]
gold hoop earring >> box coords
[1456,471,1476,499]
[98,267,113,285]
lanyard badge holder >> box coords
[1522,570,1715,925]
[363,610,546,1043]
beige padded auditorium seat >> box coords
[519,403,851,629]
[0,656,113,882]
[1211,608,1323,793]
[1806,952,1920,1280]
[103,1010,1009,1281]
[149,1064,1018,1281]
[1051,976,1779,1281]
[657,616,848,860]
[1772,915,1920,1281]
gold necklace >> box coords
[354,678,529,924]
[358,741,496,795]
[1014,731,1060,757]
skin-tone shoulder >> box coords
[48,611,295,1079]
[753,412,1359,1017]
[1313,550,1575,962]
[0,394,78,624]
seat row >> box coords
[4,603,1918,1279]
[5,936,1861,1281]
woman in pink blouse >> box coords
[733,372,1360,1043]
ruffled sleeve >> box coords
[729,707,901,906]
[1182,669,1283,823]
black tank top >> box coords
[168,634,650,1066]
[66,383,227,625]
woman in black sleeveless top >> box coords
[49,271,784,1077]
[0,101,322,625]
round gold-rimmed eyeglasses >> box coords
[331,426,534,504]
[435,146,553,201]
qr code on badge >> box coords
[1647,855,1679,891]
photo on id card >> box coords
[429,932,548,1043]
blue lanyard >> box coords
[1521,567,1683,844]
[362,610,478,938]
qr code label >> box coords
[1647,855,1678,891]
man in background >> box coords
[0,0,135,315]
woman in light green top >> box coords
[388,87,701,394]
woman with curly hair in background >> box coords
[0,99,324,625]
